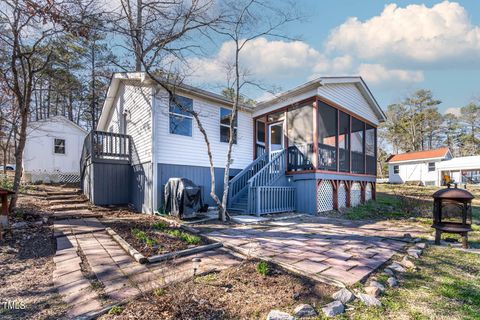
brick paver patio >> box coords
[50,188,241,319]
[202,215,430,286]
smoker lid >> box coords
[432,186,474,200]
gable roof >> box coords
[255,76,387,123]
[387,148,451,164]
[98,72,255,130]
[28,115,88,134]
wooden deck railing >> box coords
[250,186,296,215]
[80,131,132,187]
[247,149,287,214]
[228,153,268,204]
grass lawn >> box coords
[343,246,480,320]
[337,184,480,319]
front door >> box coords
[268,122,284,160]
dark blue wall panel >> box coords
[157,163,241,207]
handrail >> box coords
[248,148,286,187]
[247,149,287,213]
[228,153,268,204]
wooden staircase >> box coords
[227,149,296,216]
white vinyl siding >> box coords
[388,160,440,185]
[154,88,253,169]
[104,81,152,164]
[318,83,379,125]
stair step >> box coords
[49,198,88,205]
[50,204,90,211]
[47,190,80,196]
[227,207,246,213]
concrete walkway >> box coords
[201,215,431,286]
[50,191,241,319]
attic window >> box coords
[54,139,65,154]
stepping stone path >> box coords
[50,188,241,318]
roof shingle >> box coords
[387,148,450,163]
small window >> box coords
[54,139,65,154]
[169,95,193,136]
[393,165,399,174]
[220,108,237,143]
[256,119,265,145]
[428,162,436,172]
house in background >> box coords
[436,155,480,185]
[81,72,385,215]
[24,116,87,183]
[386,148,453,186]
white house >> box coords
[24,116,87,183]
[387,148,453,185]
[436,155,480,185]
[82,72,386,215]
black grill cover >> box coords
[164,178,204,219]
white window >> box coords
[169,95,193,136]
[428,162,436,172]
[54,139,65,154]
[393,165,399,174]
[220,107,237,143]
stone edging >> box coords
[105,227,148,264]
[148,242,222,263]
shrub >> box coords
[108,306,123,315]
[256,261,270,276]
[131,228,157,247]
[152,221,169,230]
[164,229,201,245]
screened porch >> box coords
[254,98,377,176]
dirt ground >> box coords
[101,213,207,257]
[100,261,336,320]
[0,190,67,319]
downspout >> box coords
[151,87,158,214]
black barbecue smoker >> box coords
[432,183,474,248]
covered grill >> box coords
[432,183,474,248]
[164,178,205,219]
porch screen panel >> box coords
[287,104,313,171]
[255,119,266,157]
[339,111,350,172]
[317,102,337,171]
[351,118,365,174]
[365,124,376,175]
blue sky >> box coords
[185,1,480,115]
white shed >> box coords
[23,116,87,183]
[387,148,452,186]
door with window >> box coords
[268,122,284,161]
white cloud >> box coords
[187,37,326,84]
[188,37,422,89]
[326,1,480,64]
[357,64,424,84]
[444,107,462,116]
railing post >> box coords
[256,187,261,216]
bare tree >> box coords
[0,0,96,210]
[207,0,299,220]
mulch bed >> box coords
[102,215,207,257]
[100,261,335,320]
[0,194,67,320]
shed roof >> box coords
[387,148,451,164]
[436,155,480,170]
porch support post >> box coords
[312,99,318,169]
[316,179,322,213]
[345,180,351,208]
[332,180,339,210]
[360,181,366,204]
[372,182,376,200]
